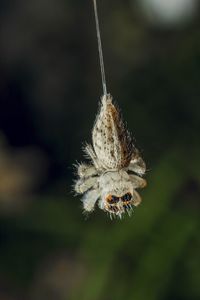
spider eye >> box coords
[121,193,132,202]
[106,195,119,204]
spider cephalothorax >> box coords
[74,94,146,218]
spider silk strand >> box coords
[92,0,107,96]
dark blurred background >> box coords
[0,0,200,299]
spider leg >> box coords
[82,188,100,212]
[129,174,147,189]
[84,144,101,170]
[77,163,98,178]
[128,155,146,176]
[74,176,97,194]
[132,189,142,207]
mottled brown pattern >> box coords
[92,94,134,170]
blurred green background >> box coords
[0,0,200,299]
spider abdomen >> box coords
[92,94,134,170]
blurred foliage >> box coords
[0,0,200,300]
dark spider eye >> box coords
[106,195,119,204]
[111,195,119,204]
[122,193,132,202]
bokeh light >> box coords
[137,0,198,27]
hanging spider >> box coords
[74,94,146,218]
[74,0,147,218]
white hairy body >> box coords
[74,94,146,218]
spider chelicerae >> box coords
[74,94,146,218]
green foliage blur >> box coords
[0,0,200,299]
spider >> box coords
[74,94,146,218]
